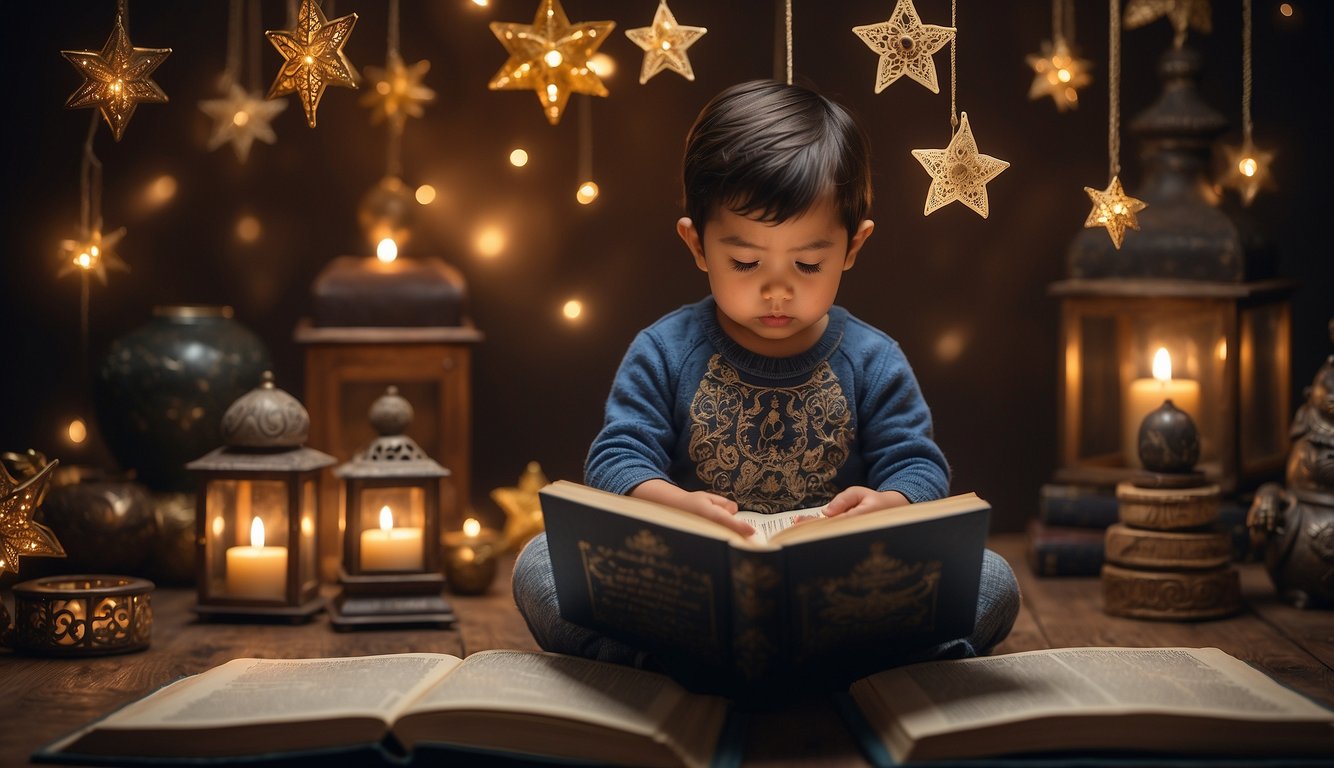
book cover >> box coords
[540,481,991,694]
[1038,483,1120,529]
[1025,519,1105,577]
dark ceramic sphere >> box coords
[37,478,157,575]
[1137,399,1201,473]
[94,306,271,491]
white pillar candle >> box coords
[225,517,287,600]
[1122,348,1201,467]
[360,506,423,572]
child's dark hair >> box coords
[682,79,872,239]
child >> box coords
[513,79,1019,677]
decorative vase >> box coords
[94,306,271,492]
[36,469,157,575]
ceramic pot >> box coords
[94,306,271,491]
[37,472,157,575]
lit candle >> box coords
[1123,348,1201,467]
[360,506,423,572]
[443,518,500,595]
[225,517,287,600]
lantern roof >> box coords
[335,386,449,479]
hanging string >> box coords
[1052,0,1063,44]
[1109,0,1121,179]
[1241,0,1253,147]
[1064,0,1076,46]
[948,0,957,130]
[224,0,243,86]
[784,0,793,85]
[385,0,403,178]
[247,0,261,91]
[388,0,400,58]
[77,112,102,369]
[578,87,593,183]
[286,0,297,27]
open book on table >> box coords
[838,646,1334,765]
[539,480,991,693]
[34,649,741,768]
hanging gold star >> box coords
[488,0,615,125]
[200,84,287,162]
[1026,38,1093,112]
[1083,175,1147,249]
[910,113,1010,218]
[492,461,549,552]
[57,226,128,285]
[1217,140,1275,206]
[625,0,707,84]
[0,458,64,576]
[1124,0,1212,49]
[265,0,359,128]
[852,0,955,94]
[61,10,170,142]
[361,51,436,131]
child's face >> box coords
[678,196,873,358]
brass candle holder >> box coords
[6,575,153,656]
[442,518,500,595]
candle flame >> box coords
[463,518,481,537]
[1152,347,1173,382]
[251,517,265,548]
[379,505,394,531]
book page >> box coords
[767,492,986,547]
[737,506,825,544]
[543,481,746,543]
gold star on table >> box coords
[1217,140,1275,205]
[61,10,170,142]
[1026,38,1093,111]
[265,0,360,128]
[361,51,436,131]
[199,84,287,162]
[910,113,1010,218]
[491,461,549,552]
[852,0,955,94]
[56,226,128,285]
[1083,175,1147,249]
[0,458,64,577]
[488,0,615,125]
[625,0,707,85]
[1124,0,1212,49]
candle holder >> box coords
[329,387,454,630]
[186,372,334,622]
[6,575,153,656]
[443,518,500,595]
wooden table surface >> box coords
[2,534,1331,767]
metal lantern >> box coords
[186,372,334,620]
[330,386,454,629]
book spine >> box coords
[1038,484,1120,528]
[1026,521,1105,577]
[726,548,786,683]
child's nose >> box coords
[761,280,793,302]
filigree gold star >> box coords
[488,0,615,125]
[0,458,64,576]
[199,84,287,162]
[1083,175,1147,249]
[1217,140,1275,206]
[1124,0,1212,49]
[361,51,436,131]
[625,0,707,84]
[265,0,359,128]
[61,10,170,141]
[852,0,955,94]
[57,226,128,285]
[910,113,1010,218]
[1026,38,1093,112]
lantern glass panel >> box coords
[359,486,426,533]
[301,478,318,587]
[1240,302,1291,474]
[203,478,290,600]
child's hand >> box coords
[823,487,910,518]
[631,479,755,536]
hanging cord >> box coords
[385,0,403,178]
[1052,0,1063,45]
[948,0,957,130]
[578,86,592,183]
[223,0,242,86]
[247,0,261,91]
[784,0,793,85]
[1064,0,1077,46]
[1108,0,1121,179]
[286,0,297,27]
[77,112,102,372]
[1241,0,1252,147]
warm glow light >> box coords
[67,418,87,444]
[376,237,399,263]
[415,184,436,205]
[236,214,261,243]
[509,148,529,167]
[379,505,394,531]
[472,0,489,6]
[212,516,225,537]
[145,174,178,207]
[301,516,314,536]
[463,518,481,537]
[1216,337,1228,362]
[588,53,615,77]
[545,83,559,102]
[933,329,966,363]
[251,517,266,548]
[1152,347,1173,382]
[1280,3,1293,16]
[233,109,250,126]
[562,299,583,320]
[576,181,600,204]
[473,226,506,257]
[76,253,92,269]
[1057,68,1071,83]
[543,49,563,68]
[1238,157,1258,177]
[303,55,315,66]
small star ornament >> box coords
[852,0,955,94]
[1124,0,1212,49]
[625,1,707,84]
[1083,175,1147,249]
[61,10,171,141]
[1026,38,1093,112]
[0,457,64,577]
[910,113,1010,218]
[265,0,360,128]
[57,226,128,285]
[1217,140,1275,206]
[489,0,615,125]
[199,84,287,162]
[492,461,549,552]
[361,51,436,130]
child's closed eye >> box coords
[796,261,824,274]
[729,259,759,272]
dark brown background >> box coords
[2,1,1329,532]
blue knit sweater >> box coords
[585,297,950,513]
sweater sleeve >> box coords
[858,342,951,503]
[583,329,680,496]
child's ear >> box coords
[677,217,708,271]
[842,219,875,271]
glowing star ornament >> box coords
[625,1,707,84]
[910,113,1009,218]
[61,10,170,142]
[57,226,128,285]
[1218,140,1275,205]
[199,84,287,162]
[1124,0,1212,48]
[1083,175,1147,249]
[265,0,360,128]
[361,51,435,130]
[1026,38,1092,111]
[0,458,64,577]
[488,0,615,125]
[852,0,955,94]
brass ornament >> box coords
[910,112,1009,219]
[61,8,170,142]
[1082,175,1146,249]
[1026,38,1092,112]
[1124,0,1212,49]
[265,0,360,128]
[57,226,128,285]
[361,51,435,131]
[0,457,65,577]
[199,84,287,163]
[852,0,955,94]
[488,0,615,125]
[624,0,707,84]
